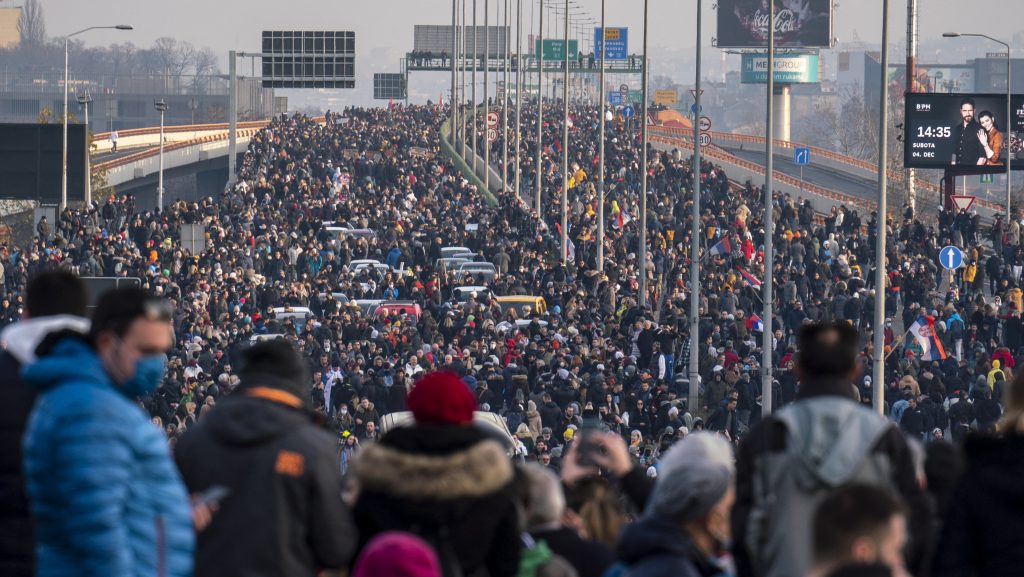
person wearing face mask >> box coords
[21,288,195,577]
[615,432,735,577]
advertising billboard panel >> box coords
[904,93,1024,171]
[415,25,509,57]
[594,27,628,60]
[717,0,832,49]
[0,123,86,202]
[741,53,819,84]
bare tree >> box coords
[153,37,195,77]
[17,0,46,47]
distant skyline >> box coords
[32,0,1024,107]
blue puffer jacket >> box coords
[22,337,194,577]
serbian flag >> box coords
[908,315,947,361]
[747,314,764,333]
[735,265,762,290]
[709,237,732,257]
[388,96,394,110]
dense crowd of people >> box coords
[0,98,1023,577]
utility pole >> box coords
[689,0,703,419]
[472,0,478,178]
[761,0,775,416]
[452,0,459,143]
[535,0,544,213]
[906,0,918,211]
[502,0,510,192]
[873,0,891,415]
[597,0,606,272]
[484,0,490,192]
[560,0,569,263]
[638,0,649,307]
[77,92,93,205]
[514,0,522,200]
[228,50,237,189]
[155,99,168,211]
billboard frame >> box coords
[716,0,833,49]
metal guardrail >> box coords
[93,120,271,141]
[651,125,941,194]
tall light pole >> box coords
[596,0,606,272]
[560,0,569,263]
[484,0,491,192]
[638,0,649,307]
[535,0,544,213]
[77,91,93,205]
[514,0,523,201]
[689,0,703,419]
[762,0,775,416]
[461,0,468,151]
[944,31,1013,220]
[452,0,459,143]
[502,0,510,192]
[872,1,891,415]
[62,24,133,211]
[155,99,168,211]
[472,0,478,177]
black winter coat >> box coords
[530,526,615,577]
[934,434,1024,577]
[0,351,33,577]
[352,424,522,577]
[617,515,723,577]
[174,383,357,577]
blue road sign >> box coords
[609,91,623,105]
[622,105,635,118]
[594,27,629,61]
[939,245,964,270]
[690,103,702,114]
[795,147,811,166]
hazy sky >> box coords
[37,0,1024,106]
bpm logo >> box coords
[916,103,932,112]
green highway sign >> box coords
[536,39,579,61]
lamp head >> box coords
[115,25,134,31]
[942,32,960,38]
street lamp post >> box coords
[762,0,775,416]
[62,24,132,211]
[155,99,168,211]
[638,0,649,307]
[596,0,606,272]
[690,0,703,419]
[76,92,93,205]
[944,32,1013,220]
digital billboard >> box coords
[904,93,1024,171]
[717,0,832,49]
[741,53,819,84]
[373,73,407,100]
[261,31,355,89]
[0,123,86,203]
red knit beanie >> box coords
[353,532,441,577]
[407,371,477,426]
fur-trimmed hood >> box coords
[353,426,513,500]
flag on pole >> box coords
[908,316,947,361]
[389,96,394,110]
[734,265,762,290]
[709,237,732,257]
[747,314,764,333]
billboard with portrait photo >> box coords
[717,0,832,49]
[904,93,1024,171]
